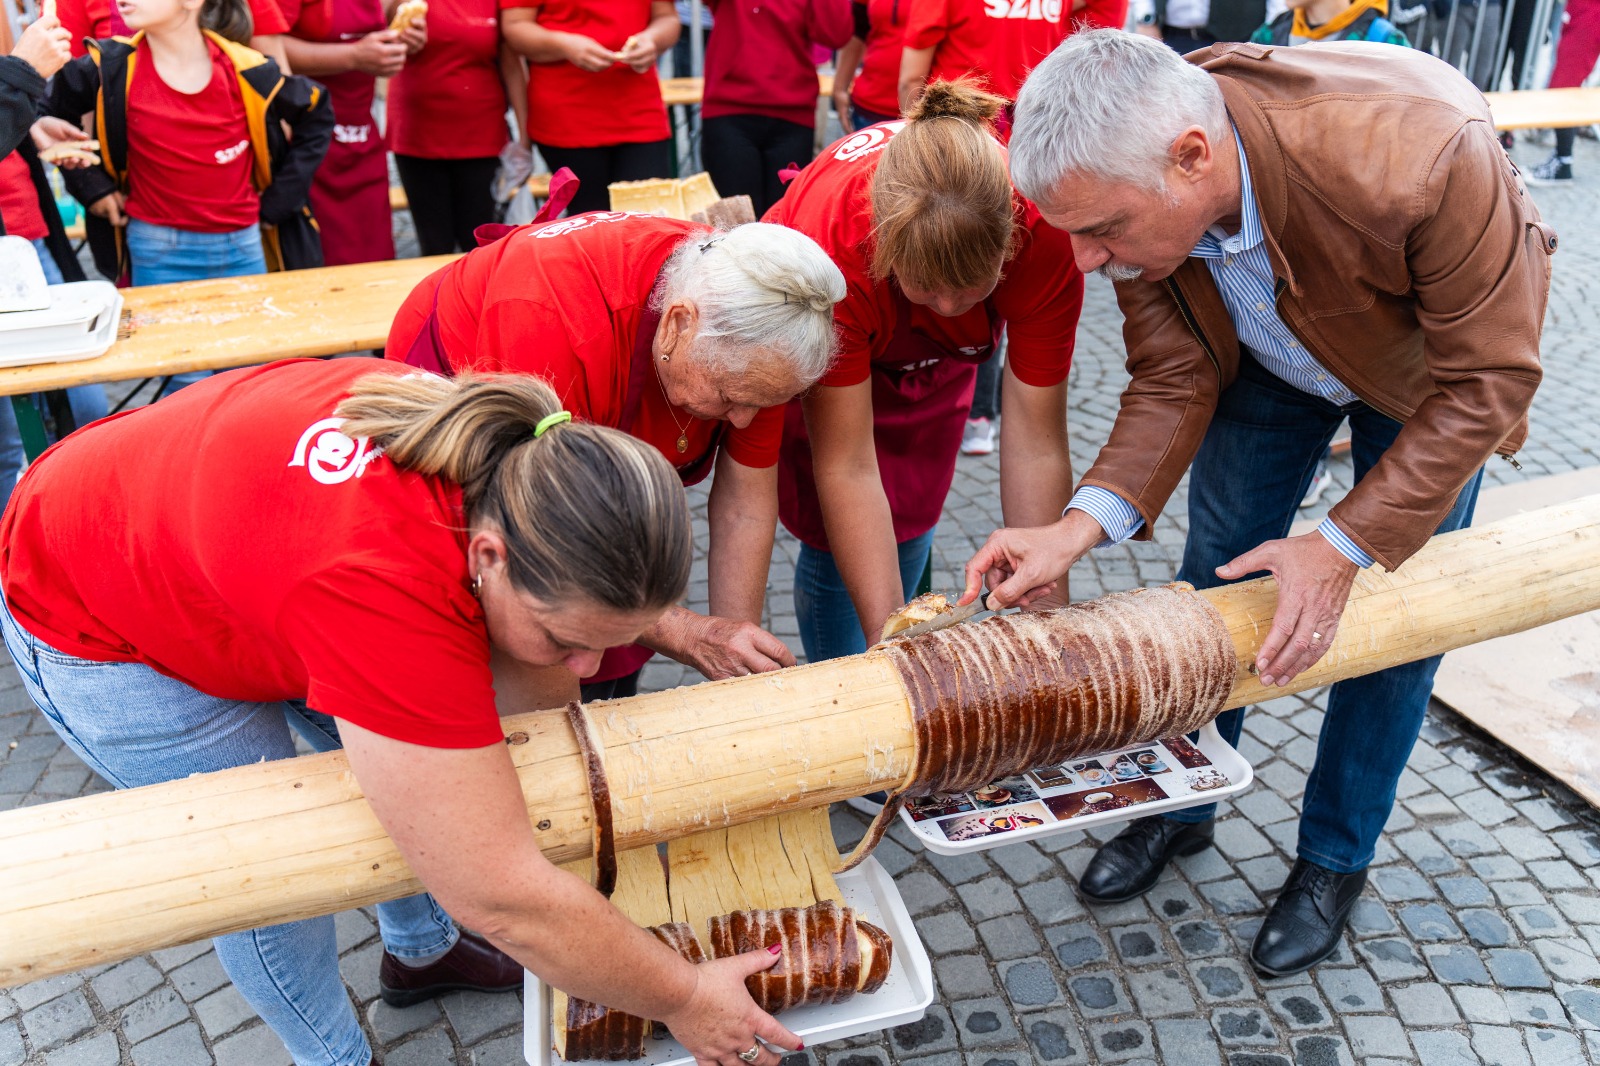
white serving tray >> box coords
[897,721,1254,856]
[0,281,123,367]
[524,857,933,1066]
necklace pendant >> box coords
[676,433,688,453]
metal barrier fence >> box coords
[1404,0,1572,92]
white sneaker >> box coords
[961,417,996,456]
[1300,461,1334,509]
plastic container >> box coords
[0,281,123,367]
[524,857,933,1066]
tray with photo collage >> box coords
[897,722,1253,855]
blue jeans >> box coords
[126,219,267,394]
[1164,354,1482,873]
[0,595,458,1066]
[794,528,936,662]
[0,240,111,511]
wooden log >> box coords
[1,495,1597,986]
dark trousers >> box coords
[851,103,899,129]
[393,154,500,256]
[580,670,642,703]
[1164,355,1482,874]
[969,344,1003,421]
[1162,25,1219,52]
[533,139,675,216]
[701,113,815,217]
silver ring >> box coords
[738,1045,762,1063]
[1312,631,1324,642]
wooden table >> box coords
[1485,87,1600,130]
[659,73,832,108]
[3,256,455,455]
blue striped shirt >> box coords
[1068,130,1374,569]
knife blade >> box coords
[879,595,994,643]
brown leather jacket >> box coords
[1082,41,1556,571]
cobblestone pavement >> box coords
[2,137,1598,1065]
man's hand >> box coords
[1218,531,1359,687]
[961,510,1103,610]
[12,15,72,80]
[647,608,796,680]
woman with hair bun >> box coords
[764,80,1084,661]
[387,212,847,697]
[1,358,806,1066]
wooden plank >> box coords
[0,255,456,396]
[1486,87,1600,131]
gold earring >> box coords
[471,572,483,598]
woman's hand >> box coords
[616,32,658,73]
[832,87,855,133]
[350,29,408,76]
[396,15,427,55]
[659,949,803,1066]
[12,14,72,79]
[646,608,795,680]
[88,191,126,227]
[31,117,98,166]
[562,32,620,72]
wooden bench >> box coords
[1485,87,1600,130]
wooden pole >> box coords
[1,495,1597,987]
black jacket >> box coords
[0,55,86,281]
[48,31,334,277]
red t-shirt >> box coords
[123,39,260,233]
[0,153,47,242]
[903,0,1068,100]
[498,0,669,148]
[851,0,908,118]
[0,359,503,749]
[764,121,1083,391]
[387,0,508,158]
[385,211,784,470]
[61,0,289,54]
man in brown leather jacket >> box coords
[964,30,1554,976]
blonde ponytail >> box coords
[336,372,692,613]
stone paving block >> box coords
[1019,1012,1081,1063]
[1199,878,1263,916]
[890,1005,958,1056]
[829,1049,891,1066]
[1393,830,1458,875]
[439,989,522,1045]
[1560,983,1600,1030]
[1345,898,1397,937]
[927,851,992,887]
[0,1021,22,1066]
[1374,867,1434,902]
[998,959,1062,1011]
[1127,968,1197,1019]
[1053,845,1095,879]
[1356,937,1430,982]
[1173,920,1230,959]
[1112,923,1170,966]
[14,975,84,1013]
[1017,879,1085,926]
[1087,1019,1154,1062]
[874,836,918,879]
[0,995,13,1024]
[1424,764,1479,797]
[1235,856,1291,896]
[1504,990,1569,1029]
[1385,981,1462,1029]
[1462,908,1517,948]
[900,873,955,917]
[1044,922,1106,970]
[1425,944,1493,985]
[1145,880,1202,922]
[170,952,230,1004]
[90,958,164,1015]
[1315,969,1384,1014]
[1435,820,1502,857]
[1189,960,1254,1003]
[23,990,95,1052]
[131,1020,210,1066]
[387,1027,453,1066]
[1514,798,1575,831]
[1495,827,1563,863]
[1469,855,1527,882]
[469,1033,531,1066]
[1213,819,1274,862]
[984,844,1053,885]
[1512,905,1574,939]
[955,878,1020,923]
[1494,882,1552,908]
[1527,860,1588,892]
[150,940,212,973]
[1064,969,1130,1019]
[1210,1007,1278,1048]
[44,1030,120,1066]
[1173,846,1234,885]
[1412,1029,1477,1066]
[338,940,384,1006]
[1554,895,1600,926]
[120,986,187,1044]
[1265,987,1332,1031]
[1550,829,1600,869]
[1255,762,1309,803]
[1153,1018,1222,1066]
[1233,789,1296,829]
[1531,939,1600,985]
[934,955,996,1000]
[1342,1015,1411,1061]
[917,912,978,956]
[1437,876,1492,908]
[1225,1054,1293,1066]
[332,908,377,954]
[949,997,1020,1049]
[1454,987,1512,1025]
[1080,894,1153,926]
[193,985,253,1041]
[976,916,1040,962]
[364,997,440,1043]
[1453,788,1518,828]
[1524,1027,1585,1066]
[1398,902,1466,942]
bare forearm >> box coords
[707,469,776,624]
[282,37,356,77]
[999,378,1073,529]
[640,9,681,53]
[817,469,906,642]
[503,19,577,62]
[499,42,529,141]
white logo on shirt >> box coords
[215,139,250,165]
[984,0,1063,19]
[958,345,991,356]
[833,122,907,163]
[289,418,383,485]
[531,211,642,239]
[333,123,372,144]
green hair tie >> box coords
[534,411,572,438]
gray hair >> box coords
[1011,29,1228,202]
[654,222,847,387]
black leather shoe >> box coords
[1251,858,1368,977]
[379,931,522,1007]
[1077,816,1215,903]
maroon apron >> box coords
[303,0,393,266]
[402,191,726,684]
[779,285,1002,551]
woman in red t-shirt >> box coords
[387,0,527,254]
[898,0,1065,111]
[386,212,846,698]
[763,81,1084,660]
[500,0,678,216]
[832,0,909,131]
[284,0,426,265]
[0,359,804,1066]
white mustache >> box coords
[1096,262,1144,283]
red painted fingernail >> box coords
[797,1043,805,1050]
[768,944,782,955]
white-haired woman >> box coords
[387,212,846,698]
